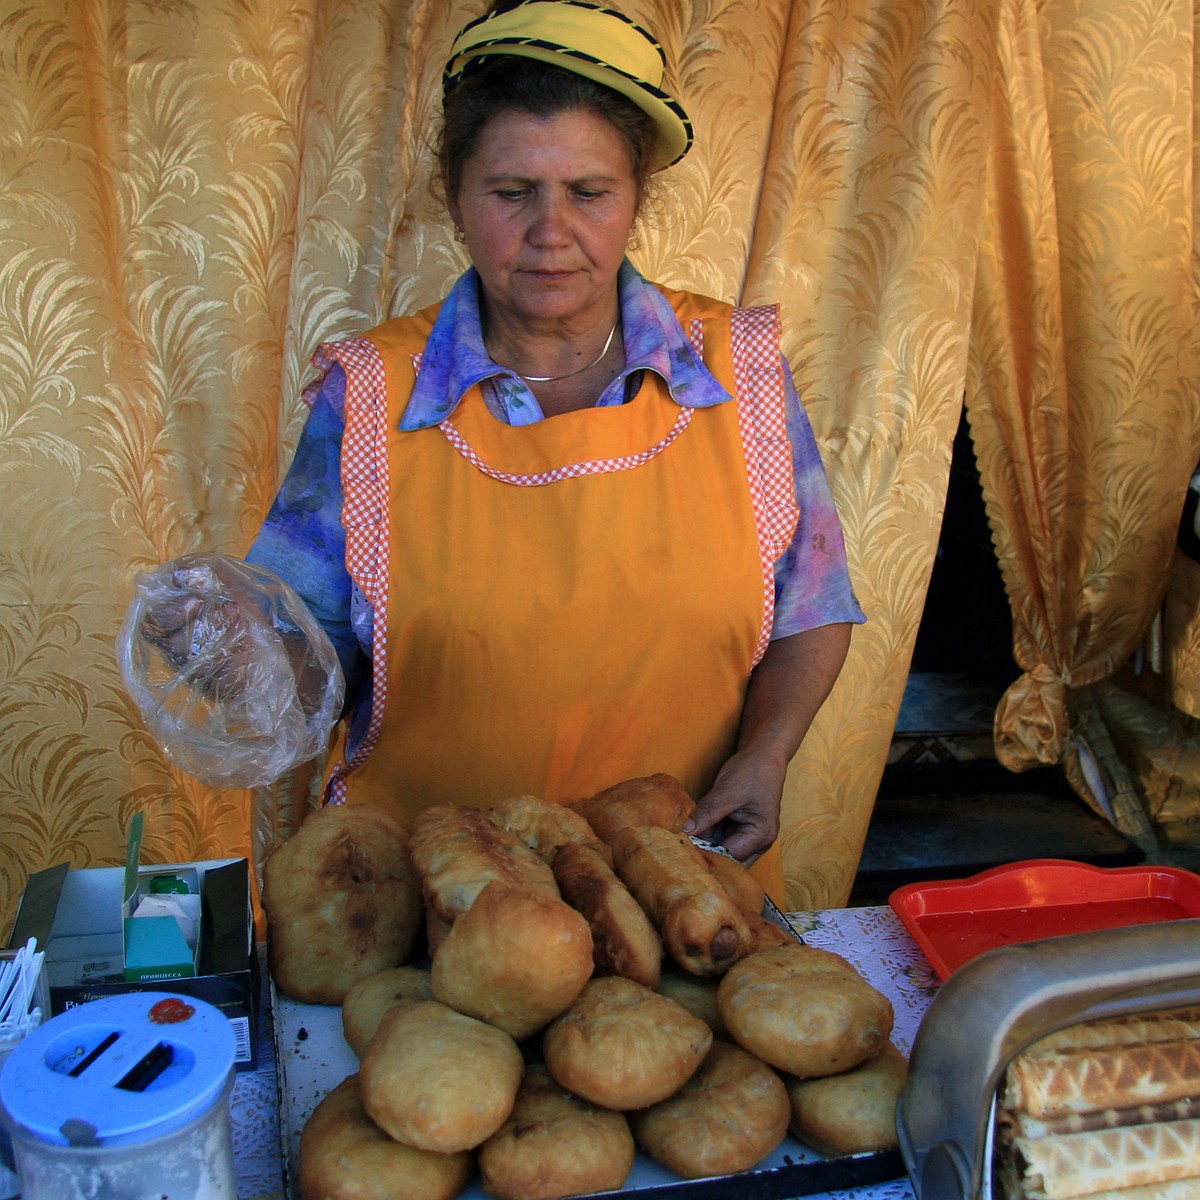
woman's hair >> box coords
[437,55,659,210]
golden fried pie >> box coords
[656,967,729,1040]
[359,1000,523,1154]
[431,880,594,1039]
[632,1040,790,1178]
[264,804,422,1005]
[478,1064,635,1200]
[298,1074,472,1200]
[341,965,434,1058]
[543,976,712,1110]
[785,1041,908,1155]
[718,945,894,1077]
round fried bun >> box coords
[299,1074,472,1200]
[543,976,712,1110]
[718,945,894,1078]
[478,1064,635,1200]
[632,1040,790,1178]
[359,1000,523,1153]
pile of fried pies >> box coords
[262,774,906,1200]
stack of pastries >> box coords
[995,1006,1200,1200]
[263,774,906,1200]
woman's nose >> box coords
[527,196,571,245]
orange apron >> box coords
[322,287,796,899]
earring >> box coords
[453,226,466,244]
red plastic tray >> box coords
[889,859,1200,981]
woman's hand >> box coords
[686,750,786,863]
[684,622,853,863]
[138,558,261,697]
[119,553,346,788]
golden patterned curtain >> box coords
[2,0,1197,932]
[967,0,1200,855]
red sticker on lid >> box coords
[148,997,195,1024]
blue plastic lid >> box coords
[0,992,236,1148]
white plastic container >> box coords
[0,991,237,1199]
[0,1039,24,1200]
[0,946,49,1200]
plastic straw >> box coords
[0,938,44,1035]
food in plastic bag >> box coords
[117,553,345,788]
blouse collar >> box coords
[399,260,730,431]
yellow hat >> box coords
[444,1,693,170]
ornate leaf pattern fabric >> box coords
[1,0,1197,929]
[968,0,1200,846]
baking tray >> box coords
[889,858,1200,981]
[272,989,904,1200]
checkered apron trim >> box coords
[436,405,696,483]
[689,306,798,666]
[310,338,392,804]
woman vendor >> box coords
[245,0,865,899]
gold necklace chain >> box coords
[516,320,619,383]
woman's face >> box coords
[448,107,639,334]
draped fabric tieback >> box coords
[994,664,1071,773]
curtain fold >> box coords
[3,0,1200,933]
[734,0,999,906]
[966,0,1200,852]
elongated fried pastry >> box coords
[745,910,803,952]
[478,1064,635,1200]
[489,793,613,867]
[698,844,799,952]
[299,1074,472,1200]
[551,841,663,988]
[632,1040,790,1178]
[570,773,695,842]
[410,803,559,931]
[431,880,594,1039]
[609,824,752,976]
[699,846,766,916]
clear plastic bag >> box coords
[117,553,345,788]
